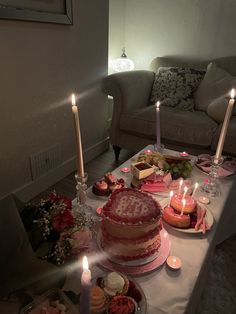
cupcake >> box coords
[93,180,109,196]
[103,272,129,297]
[107,295,137,314]
[91,286,107,314]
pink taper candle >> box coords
[71,94,84,177]
[214,89,235,164]
[80,256,91,314]
[156,101,161,150]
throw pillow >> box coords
[150,67,205,111]
[194,62,236,112]
[207,96,236,123]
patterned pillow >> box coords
[150,67,206,111]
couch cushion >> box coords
[120,105,218,147]
[194,62,236,112]
[207,97,236,123]
[150,67,205,111]
[211,116,236,156]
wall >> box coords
[110,0,236,70]
[0,0,109,201]
[108,0,126,73]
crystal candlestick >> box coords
[202,159,222,196]
[75,172,88,206]
[154,143,165,153]
[74,172,93,215]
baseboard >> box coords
[13,138,110,203]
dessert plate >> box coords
[161,200,214,234]
[96,228,171,275]
[92,273,147,313]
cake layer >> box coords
[103,188,161,224]
[102,219,162,240]
[171,193,196,214]
[101,233,161,261]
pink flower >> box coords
[70,229,92,254]
[52,208,74,233]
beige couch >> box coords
[102,56,236,160]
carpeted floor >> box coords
[196,234,236,314]
[32,146,236,314]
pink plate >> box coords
[96,229,171,276]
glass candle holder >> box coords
[153,143,165,154]
[75,172,88,206]
[201,158,222,196]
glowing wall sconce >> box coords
[112,47,135,72]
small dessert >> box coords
[107,295,136,314]
[93,180,109,196]
[109,179,125,193]
[104,172,117,185]
[162,205,191,228]
[93,174,125,196]
[170,194,196,214]
[103,272,129,296]
[90,286,107,314]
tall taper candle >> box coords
[156,101,161,150]
[71,94,84,177]
[214,89,235,164]
[80,256,91,314]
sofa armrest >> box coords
[102,70,155,113]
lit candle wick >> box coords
[169,190,174,206]
[182,186,188,200]
[192,182,199,198]
[178,178,183,194]
[181,198,186,216]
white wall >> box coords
[0,1,109,200]
[108,0,126,73]
[110,0,236,70]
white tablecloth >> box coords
[64,146,236,314]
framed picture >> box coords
[0,0,72,25]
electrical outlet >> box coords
[30,144,62,180]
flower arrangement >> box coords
[21,192,94,265]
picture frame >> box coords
[0,0,73,25]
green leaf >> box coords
[34,241,55,258]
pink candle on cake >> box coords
[181,199,186,216]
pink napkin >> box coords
[196,154,236,177]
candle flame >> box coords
[71,93,76,106]
[230,89,235,99]
[182,198,186,208]
[170,190,174,198]
[184,186,188,193]
[156,101,160,109]
[195,182,199,189]
[82,256,89,271]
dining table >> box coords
[63,145,236,314]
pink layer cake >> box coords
[101,188,162,261]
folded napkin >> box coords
[196,154,236,177]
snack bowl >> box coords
[20,288,77,314]
[131,161,155,180]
